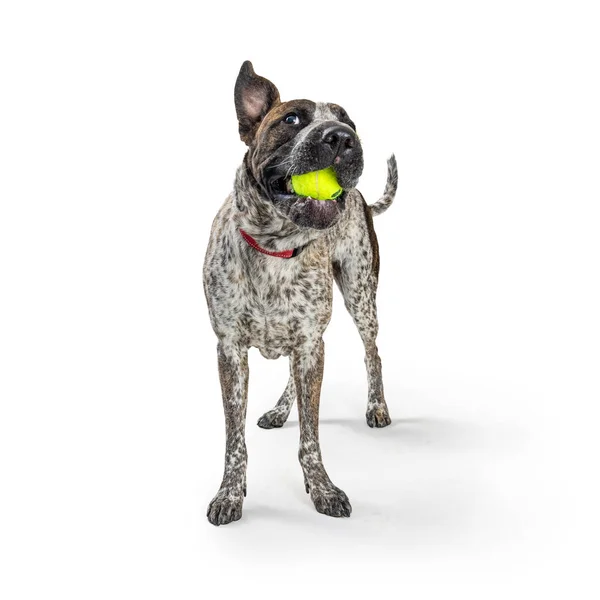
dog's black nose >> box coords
[321,124,356,159]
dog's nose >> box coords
[321,124,356,159]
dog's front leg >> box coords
[293,338,352,518]
[207,340,249,526]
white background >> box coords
[1,1,599,598]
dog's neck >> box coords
[232,160,326,253]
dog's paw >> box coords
[257,408,289,429]
[366,404,392,428]
[311,486,352,518]
[207,489,244,526]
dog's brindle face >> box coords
[234,61,364,230]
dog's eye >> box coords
[283,113,300,125]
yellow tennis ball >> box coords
[291,167,343,200]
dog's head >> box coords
[234,61,364,230]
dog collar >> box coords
[239,228,300,259]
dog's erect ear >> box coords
[234,61,280,146]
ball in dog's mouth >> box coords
[268,174,347,206]
[269,169,344,202]
[291,168,343,201]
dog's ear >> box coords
[234,61,280,146]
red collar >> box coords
[239,228,299,259]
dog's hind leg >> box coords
[294,338,351,517]
[335,264,391,428]
[207,340,249,526]
[257,362,296,429]
[333,194,392,428]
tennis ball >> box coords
[291,167,343,201]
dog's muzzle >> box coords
[263,121,364,230]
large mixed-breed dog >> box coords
[203,61,397,525]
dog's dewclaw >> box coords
[291,167,342,201]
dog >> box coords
[203,61,397,525]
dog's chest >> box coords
[254,266,332,358]
[207,242,333,359]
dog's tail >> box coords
[369,154,398,217]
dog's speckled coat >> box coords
[203,62,397,525]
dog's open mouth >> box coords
[269,175,296,197]
[267,174,347,230]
